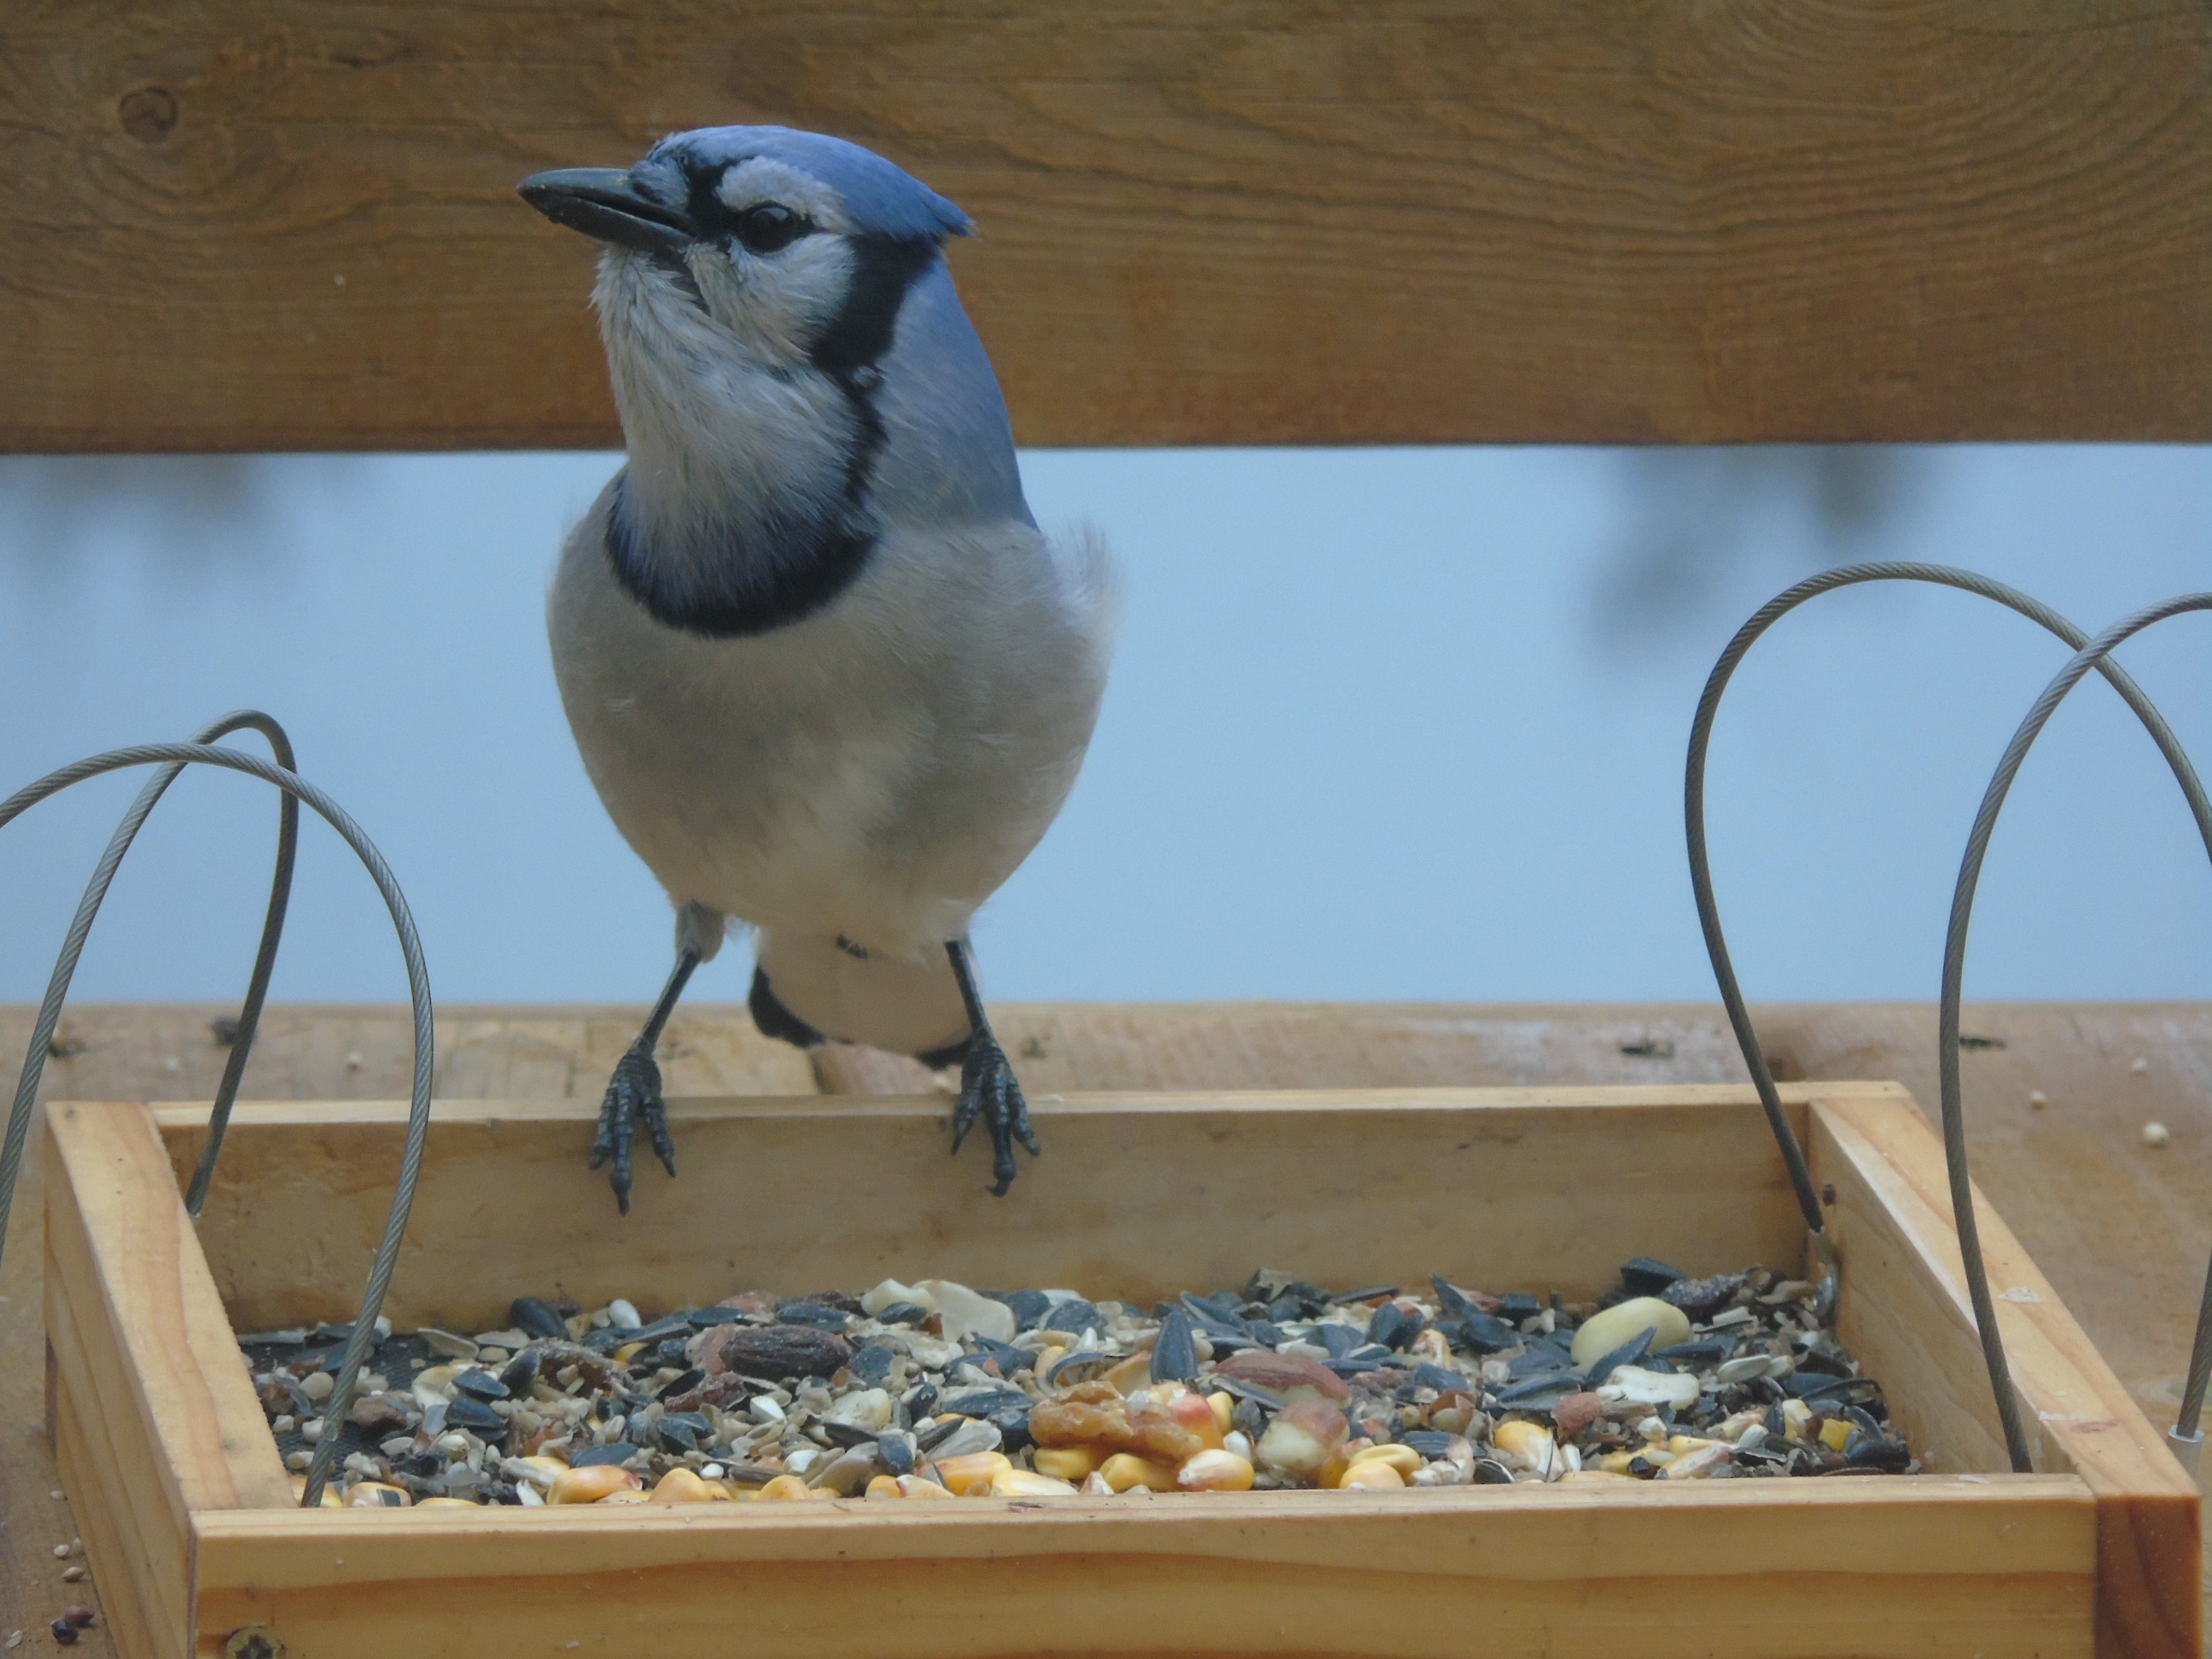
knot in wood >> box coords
[118,87,178,144]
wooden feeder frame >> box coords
[44,1083,2197,1659]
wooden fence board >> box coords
[3,3,2206,452]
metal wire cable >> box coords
[0,714,300,1225]
[0,741,434,1506]
[1936,593,2212,1464]
[1690,562,2210,1474]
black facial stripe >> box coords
[602,232,944,640]
[810,235,941,546]
[811,233,940,379]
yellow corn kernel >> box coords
[1667,1435,1719,1456]
[614,1342,645,1363]
[549,1464,643,1505]
[991,1468,1080,1497]
[597,1488,649,1504]
[1819,1417,1851,1452]
[705,1481,742,1500]
[1318,1437,1373,1490]
[649,1468,714,1504]
[1206,1392,1235,1434]
[519,1455,571,1481]
[1348,1443,1423,1478]
[413,1496,478,1509]
[1033,1447,1103,1482]
[1097,1452,1179,1493]
[342,1481,412,1508]
[1596,1450,1641,1475]
[1340,1459,1406,1489]
[1493,1420,1552,1464]
[1562,1469,1630,1481]
[1174,1450,1255,1492]
[864,1475,905,1500]
[755,1475,819,1501]
[288,1476,346,1510]
[932,1452,1014,1496]
[896,1475,957,1499]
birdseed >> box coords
[237,1260,1912,1506]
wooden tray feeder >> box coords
[44,1082,2197,1659]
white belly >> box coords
[548,486,1115,962]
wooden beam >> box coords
[154,1086,1813,1333]
[192,1476,2097,1659]
[3,3,2205,452]
[1810,1091,2201,1659]
[41,1102,295,1659]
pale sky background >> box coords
[0,444,2204,1010]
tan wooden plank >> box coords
[3,4,2206,452]
[191,1476,2095,1659]
[1808,1091,2199,1659]
[43,1103,294,1512]
[156,1085,1817,1338]
[0,1004,817,1110]
[44,1138,196,1657]
[0,1095,119,1659]
[1781,1003,2212,1450]
[12,1002,2212,1645]
[53,1387,165,1659]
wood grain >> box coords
[53,1384,166,1659]
[154,1086,1814,1334]
[8,1000,2209,1652]
[1810,1091,2200,1659]
[42,1102,295,1659]
[189,1476,2096,1659]
[3,4,2206,452]
[2,1108,119,1659]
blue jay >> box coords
[519,128,1115,1210]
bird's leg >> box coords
[591,947,699,1214]
[945,938,1038,1196]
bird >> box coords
[518,126,1116,1212]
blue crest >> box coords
[647,125,973,242]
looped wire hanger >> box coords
[0,733,435,1505]
[1688,563,2211,1474]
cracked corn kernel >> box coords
[931,1452,1012,1496]
[1032,1447,1103,1482]
[1097,1453,1179,1493]
[649,1469,714,1504]
[1174,1450,1255,1492]
[549,1464,643,1505]
[1340,1459,1406,1489]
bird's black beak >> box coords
[518,168,695,258]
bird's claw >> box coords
[590,1044,674,1214]
[951,1038,1038,1196]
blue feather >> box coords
[649,125,973,242]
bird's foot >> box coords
[589,1042,677,1214]
[950,1037,1039,1196]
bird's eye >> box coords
[735,203,805,254]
